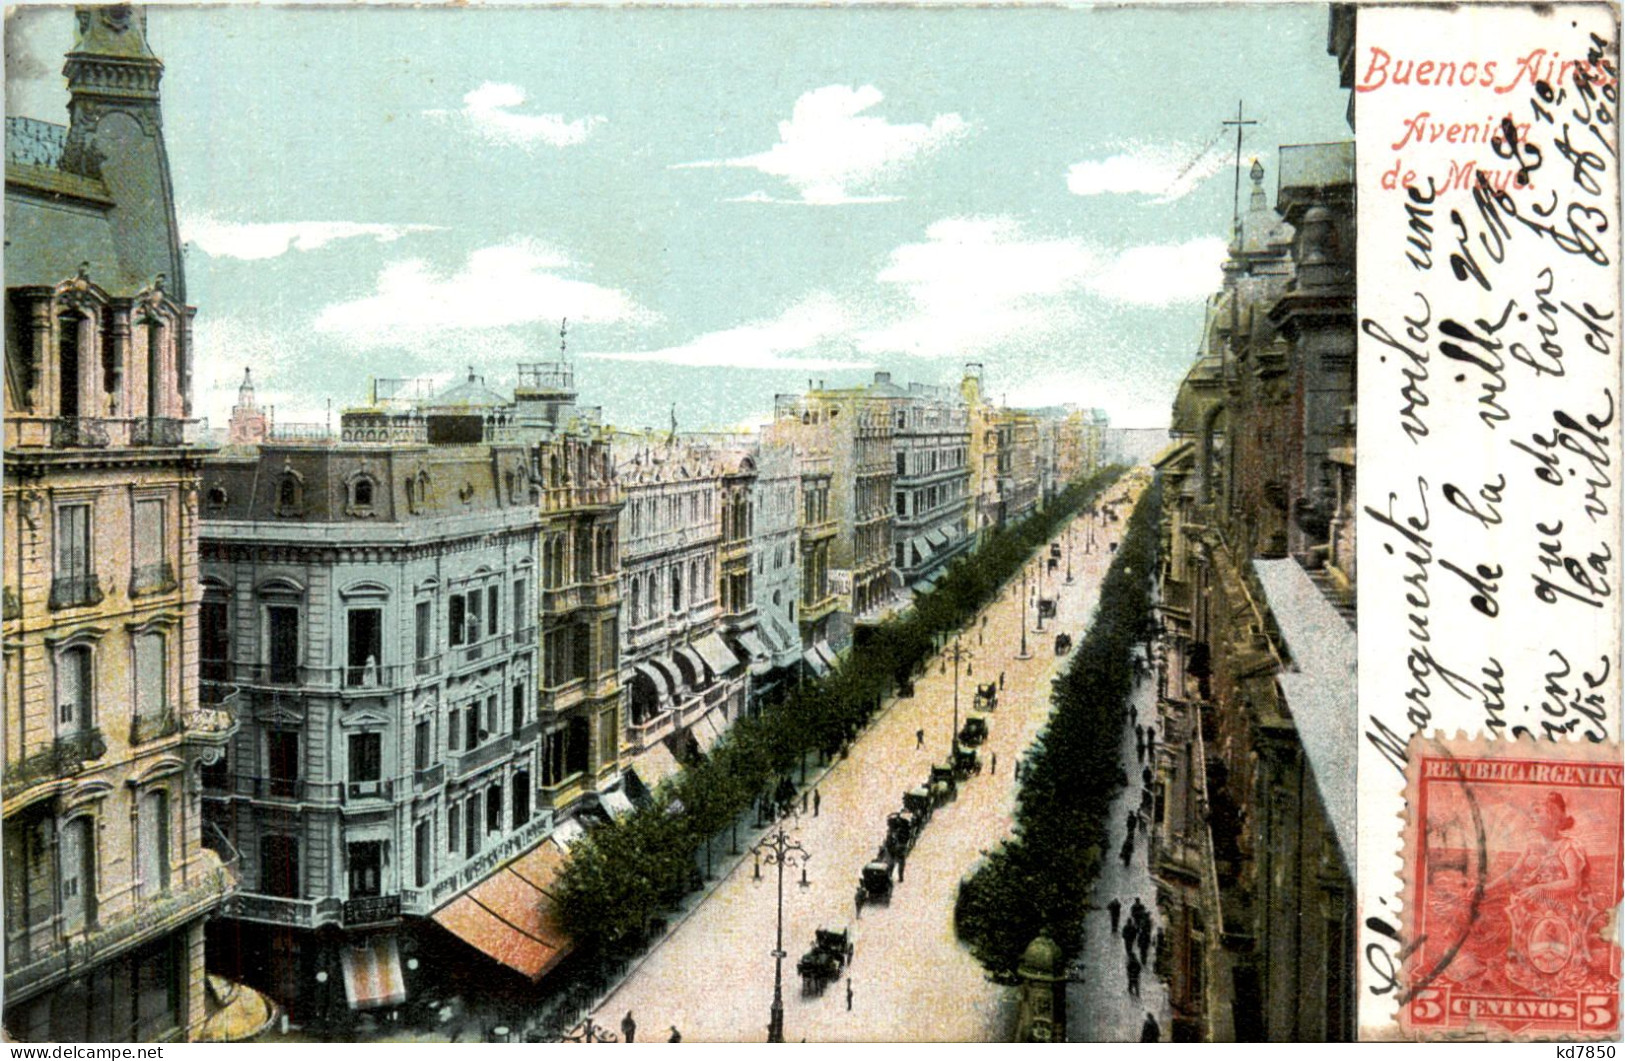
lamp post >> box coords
[1065,526,1075,585]
[1016,563,1032,660]
[943,637,974,757]
[1036,556,1047,632]
[753,817,810,1043]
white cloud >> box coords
[181,216,444,261]
[857,217,1224,358]
[1065,135,1230,204]
[313,241,645,346]
[426,82,604,149]
[675,85,967,205]
[584,295,870,371]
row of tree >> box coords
[553,466,1130,966]
[953,474,1163,980]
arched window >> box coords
[629,579,640,623]
[278,477,297,508]
[670,567,682,613]
[353,478,374,508]
[55,644,94,735]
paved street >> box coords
[594,486,1144,1042]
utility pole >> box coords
[942,637,974,757]
[1222,101,1258,237]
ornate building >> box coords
[1151,131,1357,1041]
[888,380,972,592]
[226,369,270,446]
[3,7,236,1041]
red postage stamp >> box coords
[1400,736,1623,1040]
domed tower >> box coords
[228,367,270,444]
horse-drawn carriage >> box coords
[1037,597,1057,620]
[885,810,922,860]
[973,682,998,711]
[1050,542,1063,559]
[1054,632,1073,655]
[958,714,989,747]
[855,861,894,910]
[952,745,981,779]
[796,926,854,994]
[928,764,958,805]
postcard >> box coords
[1,0,1617,1046]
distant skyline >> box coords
[5,4,1350,431]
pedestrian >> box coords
[855,888,863,919]
[1139,924,1151,965]
[999,671,1005,690]
[1130,897,1147,929]
[846,978,854,1012]
[801,790,809,813]
[916,728,925,749]
[1140,1012,1160,1043]
[1142,766,1151,790]
[1108,898,1122,933]
[1125,809,1137,839]
[621,1011,636,1043]
[990,751,997,775]
[813,789,821,817]
[1122,918,1137,959]
[1120,832,1135,867]
[1127,953,1142,997]
[668,1026,682,1043]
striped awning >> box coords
[630,662,672,704]
[672,646,707,688]
[689,710,726,753]
[629,741,684,791]
[430,839,571,982]
[340,934,406,1011]
[645,659,682,702]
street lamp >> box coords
[943,637,974,758]
[1016,563,1032,660]
[1036,556,1048,633]
[1065,526,1074,585]
[753,817,810,1043]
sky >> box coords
[5,3,1351,431]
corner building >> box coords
[3,7,236,1041]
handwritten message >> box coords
[1355,5,1621,1038]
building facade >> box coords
[1151,131,1356,1042]
[614,434,749,773]
[3,9,236,1041]
[198,436,548,1016]
[741,434,804,704]
[890,382,972,591]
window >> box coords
[485,693,499,736]
[267,605,299,684]
[567,716,590,776]
[448,804,460,855]
[133,500,165,580]
[138,790,169,894]
[487,584,500,638]
[347,841,382,898]
[671,567,683,612]
[415,821,432,889]
[513,771,531,827]
[346,608,382,687]
[486,784,502,833]
[53,503,93,606]
[260,835,300,898]
[55,645,93,734]
[348,732,382,785]
[572,621,591,682]
[415,719,431,771]
[59,312,82,419]
[467,590,483,642]
[267,730,299,798]
[352,477,374,509]
[575,527,593,583]
[201,600,230,686]
[464,704,479,751]
[415,601,432,661]
[277,475,299,510]
[464,798,479,858]
[896,493,906,516]
[599,618,617,674]
[897,452,907,476]
[61,817,95,932]
[449,594,466,647]
[134,632,166,721]
[512,579,526,632]
[512,682,525,733]
[630,579,640,623]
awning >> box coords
[695,632,744,677]
[913,535,937,562]
[803,646,830,677]
[672,646,706,689]
[644,659,682,703]
[814,641,840,672]
[430,839,572,982]
[598,788,636,820]
[927,528,951,550]
[689,710,726,753]
[735,629,770,661]
[1251,558,1358,872]
[340,934,406,1011]
[549,818,585,849]
[629,741,684,791]
[630,663,671,704]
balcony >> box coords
[130,417,187,447]
[801,519,837,542]
[129,560,177,597]
[342,894,401,928]
[5,856,235,1002]
[225,774,342,804]
[50,417,110,448]
[226,893,342,929]
[452,734,513,779]
[626,709,675,752]
[129,711,181,746]
[343,778,395,804]
[48,574,103,611]
[414,655,442,680]
[3,728,108,801]
[413,763,445,791]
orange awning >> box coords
[431,839,572,981]
[340,934,407,1011]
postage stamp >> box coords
[1400,735,1623,1041]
